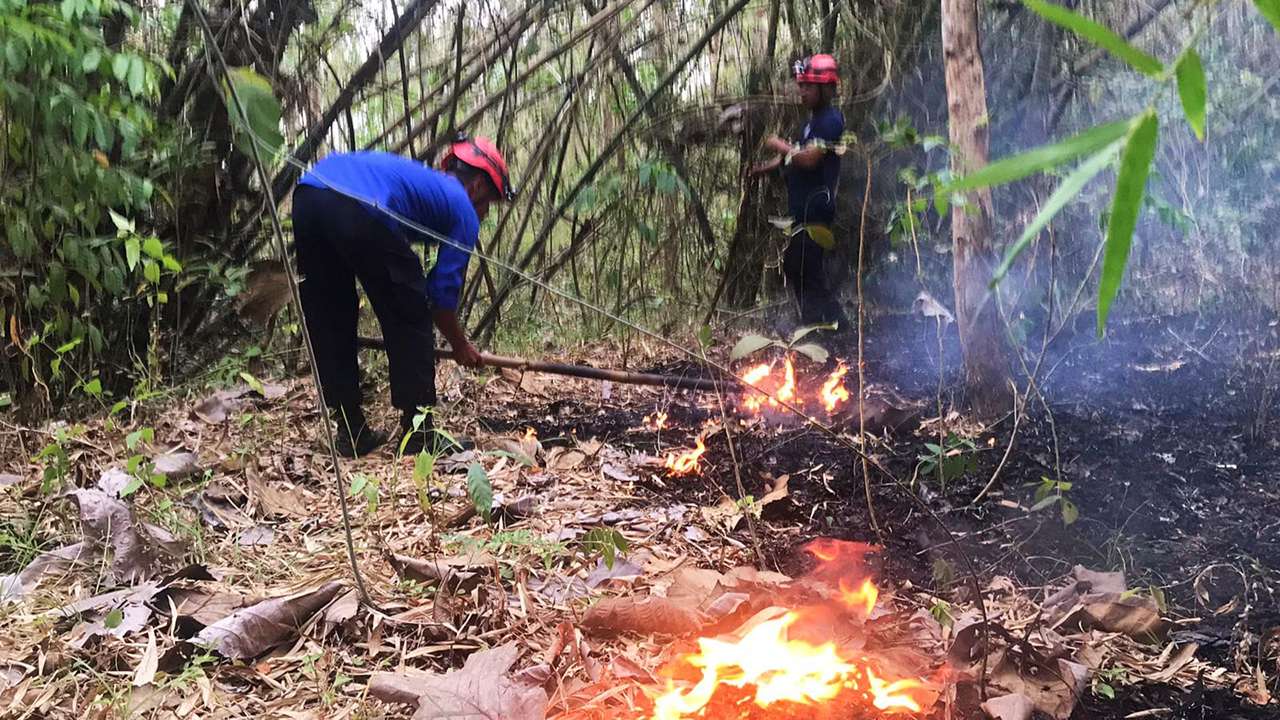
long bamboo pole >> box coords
[356,336,731,392]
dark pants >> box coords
[782,228,847,327]
[292,185,436,424]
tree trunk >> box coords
[941,0,1011,416]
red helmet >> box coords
[440,134,515,200]
[793,54,838,85]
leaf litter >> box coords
[0,340,1273,719]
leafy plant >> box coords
[730,324,834,365]
[942,0,1280,334]
[580,527,629,569]
[348,472,379,513]
[1031,476,1079,526]
[466,463,493,523]
[916,434,977,490]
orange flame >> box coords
[838,577,879,617]
[820,363,851,412]
[523,427,538,441]
[650,611,927,718]
[644,411,669,430]
[740,363,772,412]
[664,435,706,476]
[774,356,798,405]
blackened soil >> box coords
[481,312,1280,719]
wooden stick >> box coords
[356,336,733,392]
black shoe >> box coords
[397,427,475,456]
[334,425,388,457]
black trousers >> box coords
[292,185,436,422]
[782,227,847,327]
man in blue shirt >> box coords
[293,136,514,456]
[751,54,849,329]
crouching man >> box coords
[292,136,514,456]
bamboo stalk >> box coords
[356,336,731,392]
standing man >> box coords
[292,136,514,457]
[751,53,849,329]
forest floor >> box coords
[0,310,1277,720]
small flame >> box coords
[838,577,879,617]
[820,363,851,412]
[523,427,538,442]
[664,435,706,476]
[643,411,669,430]
[775,357,798,405]
[650,611,927,718]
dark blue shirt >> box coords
[785,105,844,225]
[299,151,479,311]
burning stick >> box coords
[664,435,706,476]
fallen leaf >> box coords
[132,629,158,686]
[67,489,183,583]
[585,556,643,589]
[1056,593,1168,640]
[1147,642,1198,682]
[371,643,548,720]
[322,590,359,625]
[0,473,22,487]
[195,581,344,659]
[246,467,307,518]
[581,596,706,637]
[981,693,1036,720]
[236,525,275,546]
[0,542,96,601]
[192,391,242,424]
[163,588,246,626]
[390,553,492,594]
[758,474,789,509]
[153,451,199,480]
[96,467,133,498]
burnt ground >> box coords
[480,311,1280,719]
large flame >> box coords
[650,609,926,719]
[740,363,772,412]
[737,356,851,415]
[664,435,706,476]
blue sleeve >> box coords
[811,110,844,143]
[425,210,478,311]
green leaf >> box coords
[125,427,152,451]
[1024,0,1163,77]
[238,371,265,396]
[1175,49,1206,141]
[466,463,493,522]
[1061,498,1080,525]
[791,343,829,364]
[730,334,773,360]
[220,67,284,160]
[413,451,434,484]
[348,473,368,497]
[83,378,102,396]
[788,323,836,344]
[81,48,101,74]
[945,120,1129,193]
[127,55,145,96]
[162,255,182,273]
[697,325,712,348]
[142,236,163,259]
[109,209,134,234]
[143,260,160,284]
[112,53,129,82]
[124,237,140,271]
[120,475,144,497]
[992,142,1121,286]
[1095,681,1115,699]
[1098,111,1158,336]
[1252,0,1280,35]
[103,608,124,629]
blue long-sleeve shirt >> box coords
[298,151,479,311]
[785,105,844,225]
